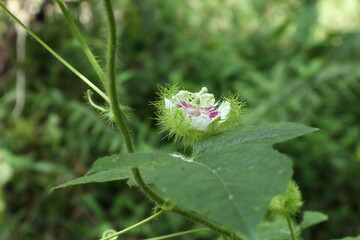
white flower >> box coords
[164,87,231,131]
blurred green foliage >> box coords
[0,0,359,239]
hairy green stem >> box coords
[286,216,297,240]
[0,1,109,103]
[101,0,164,216]
[100,210,164,240]
[131,168,165,204]
[54,0,107,86]
[172,207,243,240]
[102,0,134,153]
[143,228,210,240]
[131,168,242,240]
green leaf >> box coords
[257,220,290,240]
[52,152,179,191]
[52,153,168,190]
[54,123,317,239]
[194,122,318,156]
[188,123,317,238]
[299,211,328,230]
[52,169,130,190]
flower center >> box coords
[186,107,201,117]
[179,101,219,119]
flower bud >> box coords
[269,181,303,218]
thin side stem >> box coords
[142,228,210,240]
[0,2,109,103]
[54,0,107,86]
[11,19,27,117]
[286,216,297,240]
[100,210,164,240]
[102,0,134,153]
[87,90,106,112]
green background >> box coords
[0,0,359,239]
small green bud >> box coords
[154,85,245,145]
[269,181,303,218]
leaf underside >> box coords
[53,122,318,239]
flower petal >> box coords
[191,114,212,131]
[174,90,191,103]
[218,101,231,122]
[201,106,219,119]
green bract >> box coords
[269,181,303,218]
[154,85,245,145]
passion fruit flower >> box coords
[155,85,245,144]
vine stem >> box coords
[100,210,165,240]
[101,1,243,239]
[130,168,243,240]
[102,0,134,154]
[54,0,108,87]
[172,206,243,240]
[0,1,109,103]
[286,216,297,240]
[142,228,210,240]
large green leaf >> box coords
[194,122,318,156]
[257,220,290,240]
[190,123,317,238]
[53,169,130,189]
[54,122,317,239]
[52,153,168,190]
